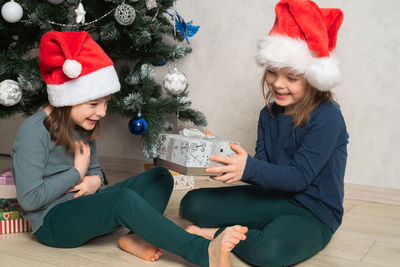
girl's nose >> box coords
[273,75,285,88]
[96,104,107,118]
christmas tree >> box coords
[0,0,206,157]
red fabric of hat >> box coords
[257,0,344,91]
[39,31,120,107]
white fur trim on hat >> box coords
[256,35,341,91]
[47,65,120,107]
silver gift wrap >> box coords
[154,129,237,176]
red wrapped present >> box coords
[0,198,31,234]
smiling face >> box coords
[70,95,112,131]
[265,68,308,114]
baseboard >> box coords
[98,156,152,174]
[344,183,400,205]
[99,157,400,205]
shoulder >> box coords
[309,100,346,129]
[15,109,49,145]
[260,106,269,117]
[258,106,272,126]
[259,104,278,119]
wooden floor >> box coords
[1,156,399,267]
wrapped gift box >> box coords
[0,199,31,234]
[144,163,195,189]
[154,129,237,176]
[0,168,14,185]
[0,168,17,199]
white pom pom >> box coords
[63,59,82,79]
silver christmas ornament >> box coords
[114,3,136,26]
[163,66,188,95]
[1,0,23,23]
[47,0,64,4]
[0,79,22,106]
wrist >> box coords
[75,166,86,179]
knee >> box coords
[149,167,174,192]
[180,189,209,222]
[118,188,139,200]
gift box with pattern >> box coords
[154,129,237,176]
[0,199,31,234]
[0,168,17,198]
[0,168,14,185]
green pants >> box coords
[35,167,210,266]
[180,185,333,267]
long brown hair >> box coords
[43,105,100,151]
[261,69,339,128]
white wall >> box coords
[1,0,399,189]
[169,0,400,189]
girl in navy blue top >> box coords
[180,0,348,266]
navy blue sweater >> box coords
[242,101,349,232]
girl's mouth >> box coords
[274,90,290,99]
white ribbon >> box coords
[179,128,215,139]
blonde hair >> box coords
[261,68,339,128]
[43,104,100,152]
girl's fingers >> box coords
[213,173,234,182]
[74,141,80,153]
[73,189,86,198]
[224,177,239,184]
[210,155,233,164]
[230,143,247,155]
[205,165,232,174]
[67,185,79,193]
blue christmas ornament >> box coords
[167,10,199,44]
[128,113,148,135]
[151,58,168,66]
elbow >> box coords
[290,165,314,192]
[294,179,310,192]
[18,194,44,211]
[290,172,311,192]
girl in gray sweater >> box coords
[12,30,247,267]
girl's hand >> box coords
[74,140,90,179]
[68,175,102,198]
[205,143,248,184]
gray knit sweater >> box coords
[12,109,104,233]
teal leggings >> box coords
[180,185,333,267]
[34,167,210,266]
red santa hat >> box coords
[39,31,120,107]
[257,0,344,91]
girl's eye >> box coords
[267,69,277,75]
[288,77,298,81]
[89,102,97,106]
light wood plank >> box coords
[362,241,400,267]
[1,156,400,266]
[318,233,375,261]
[339,202,400,245]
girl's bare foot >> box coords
[185,224,219,240]
[118,233,163,262]
[208,225,248,267]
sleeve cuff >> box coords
[242,154,256,182]
[71,166,83,182]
